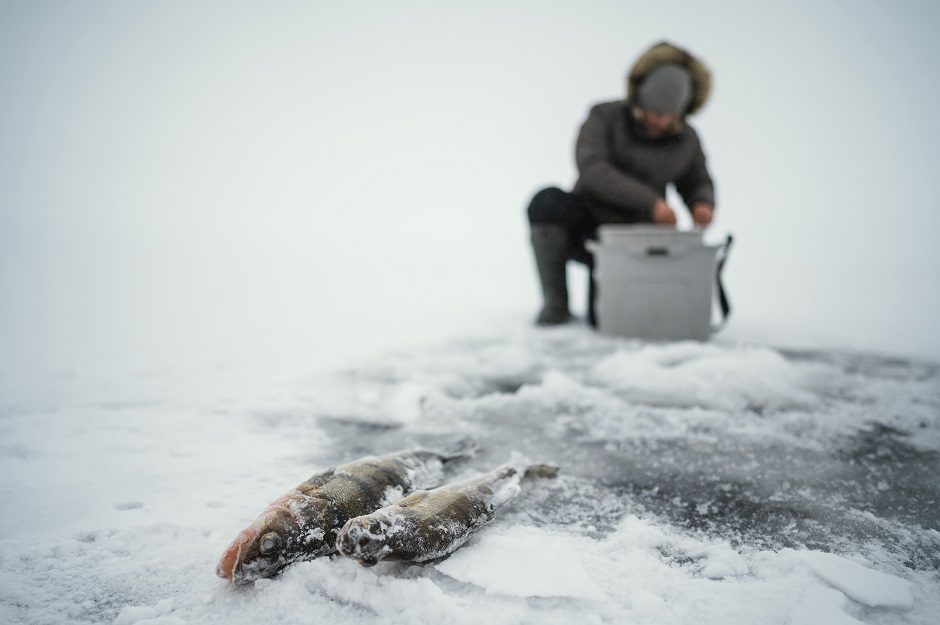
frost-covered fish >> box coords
[217,448,469,584]
[336,462,557,567]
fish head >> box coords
[336,513,393,567]
[217,494,332,584]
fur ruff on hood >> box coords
[626,41,711,116]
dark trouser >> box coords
[526,186,600,325]
[526,186,598,266]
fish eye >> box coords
[259,532,282,555]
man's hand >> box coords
[692,202,714,227]
[652,198,677,226]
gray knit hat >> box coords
[636,63,693,115]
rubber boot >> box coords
[530,224,573,325]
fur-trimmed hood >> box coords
[626,41,711,116]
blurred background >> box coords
[2,0,939,397]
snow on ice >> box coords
[796,550,913,609]
[1,327,938,624]
[433,526,604,601]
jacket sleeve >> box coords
[675,132,716,210]
[575,104,659,221]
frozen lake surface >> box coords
[1,326,938,624]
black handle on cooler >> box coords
[712,234,734,333]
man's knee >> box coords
[527,186,570,225]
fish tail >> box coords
[523,464,560,480]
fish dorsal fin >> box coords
[395,490,430,507]
[298,467,336,493]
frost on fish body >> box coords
[336,463,557,567]
[216,449,454,584]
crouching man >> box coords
[527,41,716,325]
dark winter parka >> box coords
[571,42,715,224]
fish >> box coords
[216,447,472,584]
[335,462,557,567]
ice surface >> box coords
[1,327,937,625]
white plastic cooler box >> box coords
[587,226,733,341]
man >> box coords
[526,41,715,325]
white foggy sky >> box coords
[1,0,939,386]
